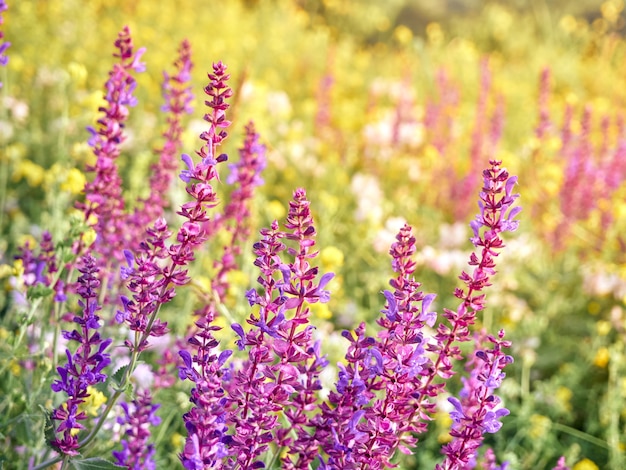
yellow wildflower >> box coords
[67,62,88,87]
[596,321,612,336]
[320,246,344,270]
[81,228,97,247]
[17,235,37,250]
[426,22,444,47]
[555,386,573,412]
[393,25,413,46]
[593,347,610,368]
[310,302,332,320]
[61,168,87,195]
[12,159,45,187]
[79,387,107,417]
[9,359,20,376]
[266,200,286,221]
[171,432,184,449]
[0,264,13,279]
[573,458,599,470]
[528,414,551,439]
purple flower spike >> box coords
[79,26,146,268]
[179,315,233,469]
[0,0,10,86]
[49,254,111,456]
[429,160,520,385]
[437,330,512,469]
[226,189,335,469]
[113,389,161,470]
[132,39,195,235]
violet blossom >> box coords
[49,254,112,455]
[79,26,146,267]
[350,224,437,467]
[0,0,9,87]
[179,314,233,469]
[437,330,513,469]
[117,61,233,351]
[113,389,162,470]
[425,159,519,388]
[228,189,334,469]
[132,39,194,233]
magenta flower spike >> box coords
[49,254,112,456]
[80,26,145,266]
[227,189,334,468]
[346,224,437,466]
[437,330,513,469]
[117,61,233,350]
[428,160,519,380]
[179,314,233,469]
[113,389,162,470]
[0,0,10,88]
[132,39,195,233]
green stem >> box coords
[552,422,610,450]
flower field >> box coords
[1,0,626,469]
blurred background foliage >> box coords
[2,0,626,469]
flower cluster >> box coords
[49,254,111,455]
[428,160,520,384]
[116,61,233,350]
[113,389,162,470]
[227,188,333,468]
[79,26,146,266]
[0,0,9,86]
[437,330,513,469]
[132,39,194,231]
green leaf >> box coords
[111,365,128,389]
[40,406,57,449]
[70,458,126,470]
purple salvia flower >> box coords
[49,254,112,455]
[426,160,519,384]
[116,218,171,353]
[479,448,509,470]
[227,220,288,468]
[14,239,47,287]
[171,61,232,267]
[205,121,267,301]
[348,224,435,466]
[437,330,513,470]
[228,189,334,469]
[79,26,145,267]
[113,389,161,470]
[179,314,233,469]
[119,61,233,353]
[0,0,10,87]
[132,39,194,233]
[315,323,377,469]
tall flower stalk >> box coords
[227,188,333,468]
[35,57,234,470]
[49,254,111,458]
[79,26,145,268]
[113,389,162,470]
[131,39,194,234]
[437,330,513,469]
